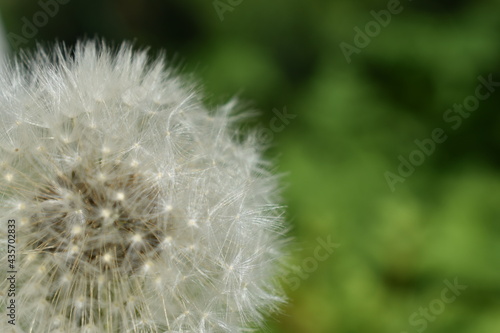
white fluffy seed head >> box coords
[0,41,288,333]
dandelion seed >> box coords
[0,41,288,333]
[130,233,143,244]
[71,225,83,235]
[102,253,113,264]
[115,192,125,201]
[100,209,112,219]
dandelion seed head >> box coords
[0,41,288,333]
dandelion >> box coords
[0,41,288,332]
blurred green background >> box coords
[1,0,500,332]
